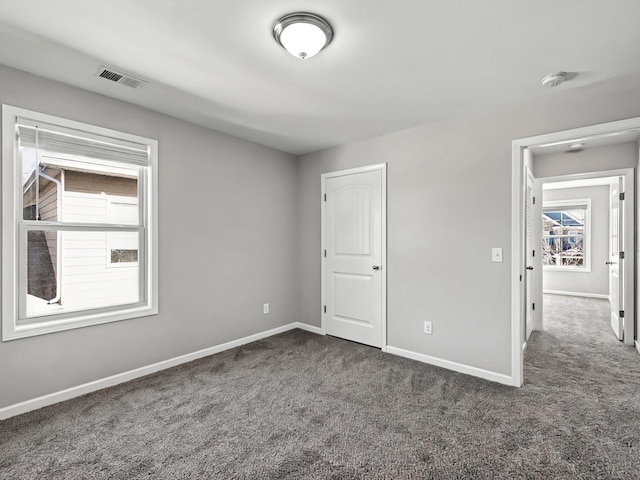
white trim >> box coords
[2,105,159,341]
[511,141,524,387]
[293,322,324,335]
[320,163,387,351]
[543,290,609,300]
[512,117,640,387]
[386,346,513,386]
[635,340,640,354]
[321,163,386,178]
[543,176,619,190]
[0,322,320,420]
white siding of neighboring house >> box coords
[60,191,139,312]
[39,181,59,276]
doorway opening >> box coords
[540,175,628,339]
[512,118,640,386]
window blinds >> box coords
[17,118,150,166]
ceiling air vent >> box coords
[95,66,147,89]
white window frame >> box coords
[2,105,158,341]
[542,199,591,273]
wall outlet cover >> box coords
[424,321,432,335]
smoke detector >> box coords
[541,72,566,88]
[95,66,147,89]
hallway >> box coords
[525,294,638,388]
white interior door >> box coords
[525,169,535,341]
[323,167,384,348]
[609,177,624,341]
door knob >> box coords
[605,261,614,265]
[526,266,534,270]
[372,265,380,270]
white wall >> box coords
[542,185,610,297]
[298,71,640,377]
[0,64,298,409]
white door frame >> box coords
[512,117,640,387]
[321,163,387,351]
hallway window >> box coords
[542,200,590,271]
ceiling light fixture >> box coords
[566,142,585,152]
[541,72,567,88]
[273,12,333,59]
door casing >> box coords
[321,163,387,351]
[512,118,640,387]
[525,168,536,343]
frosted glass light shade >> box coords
[280,23,326,59]
[273,13,333,59]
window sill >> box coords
[543,266,592,273]
[2,303,158,341]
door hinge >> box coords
[324,249,326,257]
[324,305,326,313]
[620,251,625,259]
[532,303,535,311]
[532,250,535,257]
[324,194,326,202]
[620,192,625,201]
[620,310,625,318]
[533,196,535,205]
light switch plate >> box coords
[492,248,503,263]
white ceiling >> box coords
[1,0,639,155]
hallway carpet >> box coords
[1,295,639,479]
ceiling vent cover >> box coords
[95,66,147,89]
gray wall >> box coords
[533,142,637,178]
[542,185,610,297]
[298,71,640,376]
[0,65,298,409]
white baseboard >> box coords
[636,340,640,354]
[386,346,514,386]
[522,341,528,352]
[293,322,323,335]
[0,322,321,421]
[543,290,609,300]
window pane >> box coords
[542,236,585,267]
[20,147,140,225]
[543,206,587,269]
[543,209,585,237]
[25,230,140,318]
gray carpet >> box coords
[1,295,639,479]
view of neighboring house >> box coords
[23,149,140,318]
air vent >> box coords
[95,66,147,89]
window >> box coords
[2,105,158,340]
[542,199,591,271]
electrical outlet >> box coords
[424,321,432,335]
[492,247,503,263]
[263,303,269,315]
